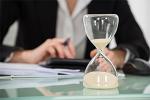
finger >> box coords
[96,58,104,71]
[100,62,107,71]
[102,64,112,72]
[51,38,65,44]
[104,48,110,56]
[97,59,111,72]
[64,47,74,58]
[45,38,65,48]
[105,52,116,66]
[47,46,56,58]
[97,57,105,63]
[53,44,65,58]
[90,49,97,57]
[97,64,108,72]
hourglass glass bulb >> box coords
[91,39,110,50]
[83,14,119,89]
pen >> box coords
[0,75,52,80]
[63,38,70,46]
[0,74,68,80]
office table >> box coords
[0,74,150,100]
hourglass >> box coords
[83,14,119,89]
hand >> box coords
[90,48,126,70]
[10,38,76,64]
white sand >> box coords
[83,71,118,89]
[91,39,110,50]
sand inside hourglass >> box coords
[83,71,118,89]
[91,39,110,50]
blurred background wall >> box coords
[3,0,150,60]
[128,0,150,47]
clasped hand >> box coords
[90,48,126,70]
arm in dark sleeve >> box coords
[0,0,20,61]
[113,0,150,61]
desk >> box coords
[0,74,150,100]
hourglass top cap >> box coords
[83,14,119,18]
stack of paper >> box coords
[0,63,83,78]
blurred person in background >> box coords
[0,0,149,70]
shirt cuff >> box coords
[4,52,14,62]
[124,48,131,64]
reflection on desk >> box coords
[118,75,150,94]
[0,77,82,89]
[83,88,119,96]
[0,74,150,99]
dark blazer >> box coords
[0,0,150,61]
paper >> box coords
[0,62,83,77]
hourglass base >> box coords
[83,71,118,89]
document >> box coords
[0,62,83,79]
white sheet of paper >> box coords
[0,62,82,77]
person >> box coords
[0,0,149,70]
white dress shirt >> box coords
[56,0,92,59]
[56,0,130,63]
